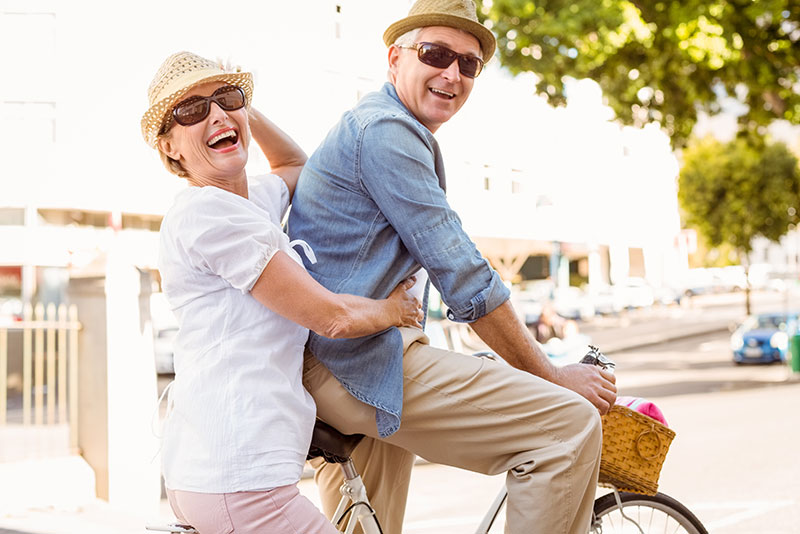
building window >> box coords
[334,3,342,39]
[0,208,25,226]
[483,177,491,190]
[122,213,163,232]
[37,209,110,229]
[0,266,22,297]
[1,11,57,174]
[1,101,56,144]
[2,11,56,101]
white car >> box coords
[616,278,655,309]
[150,293,178,374]
[153,326,178,375]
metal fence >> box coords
[0,303,80,452]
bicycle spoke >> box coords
[595,501,703,534]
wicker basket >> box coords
[598,404,676,495]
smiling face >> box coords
[389,26,481,133]
[158,81,250,190]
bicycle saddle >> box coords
[307,419,364,464]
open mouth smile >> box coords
[206,128,239,152]
[429,87,456,99]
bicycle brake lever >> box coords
[580,345,616,372]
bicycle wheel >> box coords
[592,491,707,534]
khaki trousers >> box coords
[303,328,602,534]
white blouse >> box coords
[157,174,316,493]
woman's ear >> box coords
[158,134,181,161]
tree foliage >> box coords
[478,0,800,147]
[678,136,800,257]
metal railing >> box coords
[1,303,80,451]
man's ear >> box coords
[387,45,401,82]
[158,135,181,160]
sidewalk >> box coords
[1,290,796,533]
[582,301,733,354]
[583,288,797,353]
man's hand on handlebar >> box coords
[554,362,617,415]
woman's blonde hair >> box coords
[157,144,189,178]
[156,126,189,178]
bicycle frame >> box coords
[473,488,507,534]
[332,458,381,534]
[335,470,509,534]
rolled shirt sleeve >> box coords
[171,187,290,293]
[359,116,510,322]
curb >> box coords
[599,322,732,354]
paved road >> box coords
[611,333,799,534]
[580,288,798,353]
[297,330,800,534]
[1,290,797,533]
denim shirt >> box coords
[288,83,510,437]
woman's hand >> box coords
[251,252,424,339]
[386,277,424,329]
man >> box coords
[288,1,617,533]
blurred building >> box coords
[1,0,695,309]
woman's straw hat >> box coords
[140,51,253,148]
[383,0,496,63]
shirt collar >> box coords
[381,82,429,133]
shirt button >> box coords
[446,310,455,320]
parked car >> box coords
[680,268,716,297]
[730,311,799,364]
[652,285,683,306]
[0,297,23,322]
[151,293,178,375]
[153,326,178,374]
[552,286,595,320]
[615,277,655,309]
[716,266,747,293]
[589,285,626,316]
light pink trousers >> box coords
[166,484,338,534]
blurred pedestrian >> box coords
[533,301,579,343]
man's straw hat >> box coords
[383,0,496,63]
[140,51,253,148]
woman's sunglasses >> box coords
[171,85,246,127]
[397,42,485,78]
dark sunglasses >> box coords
[171,85,246,127]
[398,42,484,78]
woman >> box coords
[141,51,422,534]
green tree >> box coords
[478,0,800,147]
[678,136,800,312]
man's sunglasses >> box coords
[171,85,246,127]
[397,42,485,79]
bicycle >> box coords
[147,349,708,534]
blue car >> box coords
[730,312,799,364]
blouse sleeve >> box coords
[174,187,291,293]
[248,174,291,224]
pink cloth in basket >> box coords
[615,396,669,427]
